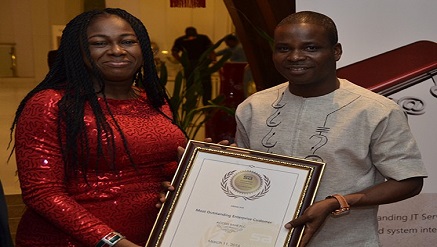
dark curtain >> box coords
[0,180,14,247]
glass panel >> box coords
[0,43,16,77]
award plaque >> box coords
[146,140,325,247]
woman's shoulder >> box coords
[28,89,64,104]
[23,89,64,115]
[17,89,64,126]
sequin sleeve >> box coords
[15,90,112,245]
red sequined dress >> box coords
[14,89,187,246]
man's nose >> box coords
[287,49,305,61]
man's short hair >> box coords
[277,11,338,45]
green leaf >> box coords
[207,52,232,74]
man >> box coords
[216,34,254,97]
[216,34,247,62]
[172,27,215,105]
[234,11,427,246]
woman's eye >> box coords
[121,40,138,45]
[90,41,107,47]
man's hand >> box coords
[284,198,339,246]
[203,137,236,147]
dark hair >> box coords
[277,11,338,45]
[10,8,176,178]
[47,50,58,69]
[224,34,239,42]
[185,26,198,36]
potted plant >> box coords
[159,36,235,139]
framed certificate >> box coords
[146,140,325,247]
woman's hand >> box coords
[113,238,141,247]
[155,181,174,208]
[177,145,185,161]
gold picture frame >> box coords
[146,140,325,247]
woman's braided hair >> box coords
[10,8,172,177]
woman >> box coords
[11,8,187,247]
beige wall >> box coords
[0,0,232,195]
[0,0,84,195]
[0,78,35,195]
[0,0,83,80]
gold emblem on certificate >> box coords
[221,170,271,200]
